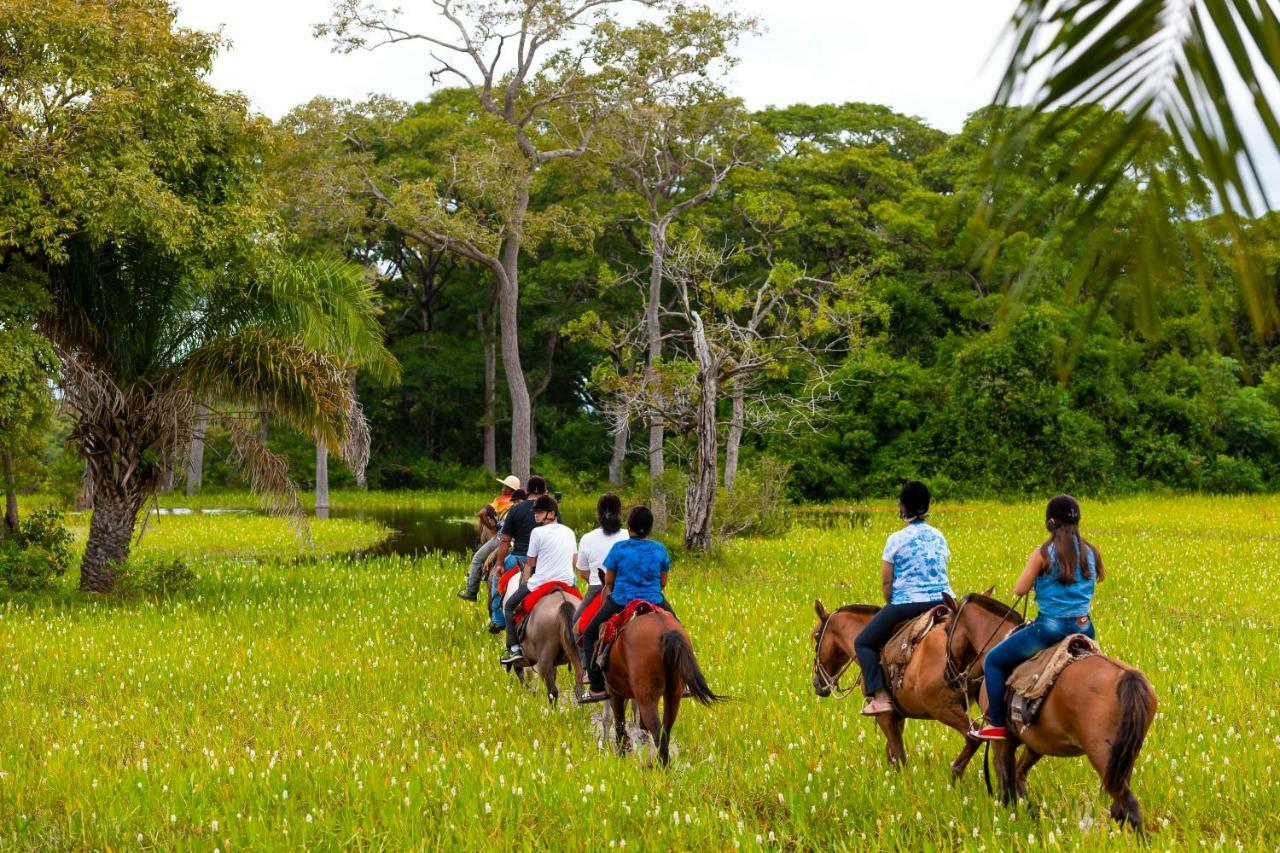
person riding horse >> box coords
[458,474,521,603]
[854,480,953,716]
[488,476,550,632]
[573,493,629,665]
[975,494,1104,741]
[500,494,577,665]
[579,505,676,704]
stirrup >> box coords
[578,690,609,705]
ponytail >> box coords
[597,492,623,535]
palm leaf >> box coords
[991,0,1280,340]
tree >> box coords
[0,265,55,536]
[320,0,671,481]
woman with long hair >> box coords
[975,494,1105,740]
[573,494,629,651]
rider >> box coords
[458,474,521,602]
[489,476,549,631]
[500,495,577,665]
[854,480,953,717]
[975,494,1103,740]
[573,493,629,640]
[578,505,675,703]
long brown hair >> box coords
[1039,522,1104,584]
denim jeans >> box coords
[983,614,1096,727]
[489,554,526,627]
[465,536,501,597]
[853,600,944,697]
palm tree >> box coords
[47,237,397,592]
[990,0,1280,338]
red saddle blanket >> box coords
[514,581,581,627]
[599,600,669,647]
[497,567,521,596]
[576,594,602,635]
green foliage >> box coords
[117,555,197,598]
[0,508,73,592]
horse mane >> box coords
[964,593,1025,624]
[835,603,881,617]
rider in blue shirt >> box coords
[579,505,676,703]
[975,494,1104,740]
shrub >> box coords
[714,456,793,539]
[0,508,74,592]
[119,555,197,597]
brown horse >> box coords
[512,588,584,704]
[811,599,984,779]
[944,592,1158,831]
[602,610,719,766]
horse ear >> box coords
[983,585,995,596]
[814,599,829,621]
[942,592,958,611]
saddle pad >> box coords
[1007,633,1102,703]
[881,605,950,672]
[497,567,521,596]
[594,600,669,671]
[514,581,581,628]
[576,594,602,636]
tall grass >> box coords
[0,495,1273,848]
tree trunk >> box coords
[498,186,533,483]
[316,439,329,519]
[80,466,145,593]
[608,415,628,487]
[1,443,18,535]
[527,330,558,469]
[684,316,718,552]
[348,370,367,490]
[185,402,209,496]
[646,224,668,529]
[479,289,498,474]
[725,377,745,492]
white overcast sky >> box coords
[173,0,1019,131]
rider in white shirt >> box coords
[501,495,576,663]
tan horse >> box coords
[811,599,984,779]
[512,588,585,704]
[945,592,1158,831]
[603,610,719,766]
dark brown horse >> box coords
[945,593,1158,831]
[602,610,719,766]
[811,599,984,779]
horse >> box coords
[510,587,584,704]
[944,592,1158,832]
[811,599,984,779]
[601,609,719,766]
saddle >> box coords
[1006,633,1102,729]
[513,582,581,641]
[592,600,669,672]
[880,605,950,692]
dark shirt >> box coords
[500,499,539,556]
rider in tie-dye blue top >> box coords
[881,520,953,604]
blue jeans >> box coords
[854,600,944,697]
[489,554,526,627]
[984,614,1096,727]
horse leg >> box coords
[536,658,558,705]
[993,740,1019,806]
[930,702,981,783]
[1016,748,1042,799]
[874,713,907,767]
[636,699,662,764]
[1084,742,1145,832]
[611,696,630,754]
[659,686,681,768]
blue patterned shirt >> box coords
[881,521,952,605]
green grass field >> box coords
[0,494,1275,849]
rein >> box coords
[943,593,1028,707]
[812,614,859,699]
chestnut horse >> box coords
[945,592,1157,831]
[811,599,984,779]
[602,610,719,766]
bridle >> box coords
[943,593,1027,709]
[812,614,859,699]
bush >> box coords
[714,456,793,539]
[119,555,197,597]
[1202,455,1264,495]
[0,508,74,592]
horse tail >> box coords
[661,630,721,706]
[558,600,583,681]
[1106,668,1156,794]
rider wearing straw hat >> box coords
[975,494,1105,741]
[458,474,521,603]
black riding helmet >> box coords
[1045,494,1081,529]
[899,481,930,520]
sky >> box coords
[173,0,1020,132]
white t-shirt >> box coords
[576,528,629,586]
[526,522,577,591]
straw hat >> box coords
[497,475,521,490]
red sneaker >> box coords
[973,726,1008,741]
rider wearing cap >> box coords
[458,474,521,603]
[975,494,1104,741]
[854,481,953,716]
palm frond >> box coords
[224,415,307,529]
[253,256,401,386]
[992,0,1280,338]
